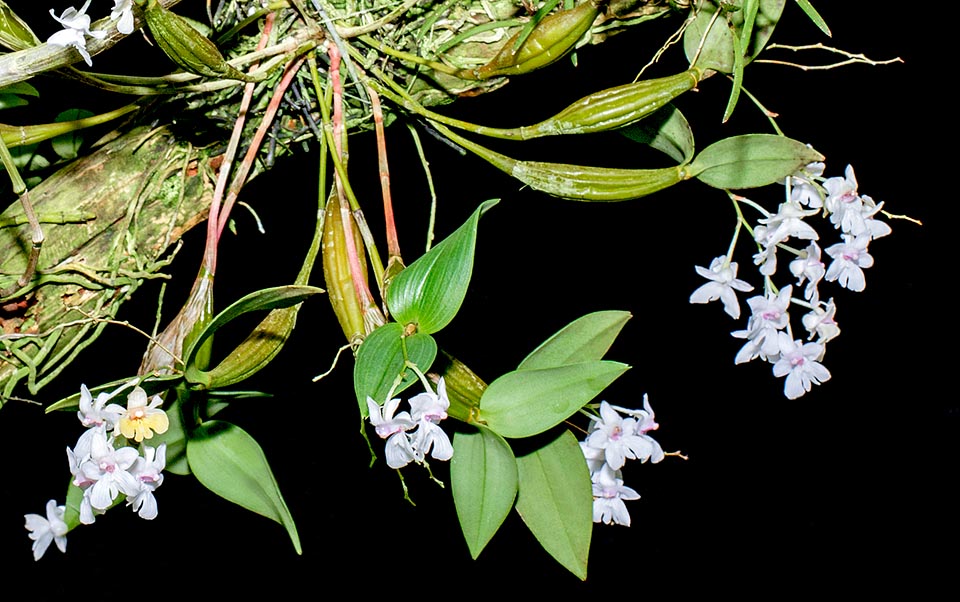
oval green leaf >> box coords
[684,0,785,72]
[515,429,592,581]
[620,104,695,164]
[480,360,629,438]
[689,134,824,189]
[385,199,498,334]
[518,310,631,371]
[187,420,301,554]
[353,322,438,417]
[451,425,518,559]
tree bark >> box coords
[1,125,215,403]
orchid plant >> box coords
[0,0,913,581]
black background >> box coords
[1,1,952,597]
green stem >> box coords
[0,211,95,228]
[356,34,460,76]
[1,103,140,148]
[365,65,525,140]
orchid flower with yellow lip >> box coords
[107,386,170,443]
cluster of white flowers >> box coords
[580,395,664,527]
[366,377,454,470]
[46,0,135,66]
[690,162,892,399]
[24,379,169,560]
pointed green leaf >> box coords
[386,199,498,334]
[0,1,41,52]
[451,425,518,559]
[190,305,303,390]
[354,322,438,417]
[689,134,823,189]
[515,429,592,580]
[722,15,746,123]
[0,93,28,110]
[0,82,38,97]
[187,420,301,554]
[146,385,252,476]
[480,361,629,438]
[794,0,831,37]
[519,310,631,371]
[740,0,760,49]
[620,104,695,164]
[44,373,183,413]
[183,284,323,380]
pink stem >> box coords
[328,42,376,311]
[203,12,275,275]
[369,87,400,260]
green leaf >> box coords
[480,361,629,438]
[794,0,831,37]
[451,425,518,559]
[353,322,437,417]
[0,83,38,97]
[722,12,747,123]
[183,284,323,384]
[386,199,498,334]
[684,2,735,72]
[187,420,301,554]
[683,0,785,72]
[146,385,249,476]
[44,373,183,413]
[515,429,592,580]
[6,143,48,173]
[51,109,93,161]
[518,310,631,371]
[190,304,308,390]
[148,385,191,475]
[63,477,84,531]
[0,1,41,52]
[204,390,271,420]
[689,134,823,189]
[620,104,695,164]
[0,94,28,110]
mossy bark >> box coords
[0,125,215,403]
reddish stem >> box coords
[327,42,377,312]
[216,53,308,242]
[369,87,401,260]
[204,11,276,275]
